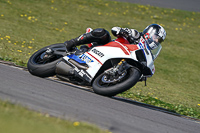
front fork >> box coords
[105,59,130,76]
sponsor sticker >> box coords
[79,54,94,63]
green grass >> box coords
[0,100,109,133]
[0,0,200,120]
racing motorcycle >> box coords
[27,31,162,97]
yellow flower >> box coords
[1,38,3,40]
[1,14,4,17]
[28,46,33,49]
[197,104,200,106]
[6,36,10,39]
[17,50,22,52]
[155,97,158,99]
[28,16,32,20]
[98,12,102,15]
[65,22,68,25]
[21,45,25,48]
[105,3,109,6]
[51,0,54,3]
[175,28,178,30]
[73,122,80,126]
[20,14,23,17]
[32,39,34,41]
[8,41,11,43]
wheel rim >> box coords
[98,71,128,87]
[33,50,62,64]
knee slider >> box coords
[91,28,111,44]
[91,28,107,37]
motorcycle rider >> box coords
[64,24,166,52]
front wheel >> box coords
[92,67,141,97]
[27,43,66,77]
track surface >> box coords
[114,0,200,12]
[0,63,200,133]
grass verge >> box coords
[0,100,110,133]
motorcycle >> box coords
[27,31,162,97]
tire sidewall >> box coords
[27,43,65,77]
[92,67,141,96]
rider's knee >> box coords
[91,28,111,44]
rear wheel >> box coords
[92,67,141,96]
[27,43,66,77]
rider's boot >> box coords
[64,28,111,52]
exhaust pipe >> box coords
[56,61,74,76]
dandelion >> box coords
[105,3,109,6]
[1,38,3,40]
[7,1,12,4]
[65,22,68,25]
[198,104,200,106]
[6,36,10,39]
[20,14,24,17]
[17,50,22,52]
[98,12,102,15]
[51,0,54,3]
[28,46,33,49]
[1,14,4,17]
[8,41,11,43]
[175,28,179,30]
[32,39,34,41]
[28,16,32,20]
[155,97,158,99]
[21,45,25,48]
[73,121,80,126]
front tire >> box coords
[27,43,66,77]
[92,67,141,97]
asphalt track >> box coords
[0,63,200,133]
[114,0,200,12]
[1,1,200,133]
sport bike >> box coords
[27,34,162,96]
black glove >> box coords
[118,28,129,39]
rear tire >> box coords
[27,43,65,77]
[92,67,141,97]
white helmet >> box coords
[143,24,166,50]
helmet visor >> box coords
[146,34,163,50]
